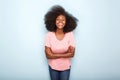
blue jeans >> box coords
[49,66,70,80]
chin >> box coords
[58,27,64,29]
[58,26,64,29]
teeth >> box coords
[58,23,63,25]
[59,23,62,24]
[59,25,63,26]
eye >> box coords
[62,19,65,21]
[56,17,66,22]
[56,18,59,20]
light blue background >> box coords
[0,0,120,80]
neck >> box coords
[56,29,64,34]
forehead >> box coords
[57,15,66,18]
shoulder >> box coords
[65,31,74,36]
[46,31,54,37]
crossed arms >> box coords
[45,46,75,59]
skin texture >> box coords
[45,15,75,59]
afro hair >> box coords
[44,5,78,33]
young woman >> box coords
[44,5,78,80]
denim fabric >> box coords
[49,66,70,80]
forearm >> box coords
[45,50,60,59]
[60,46,75,58]
[46,52,74,59]
[48,49,75,58]
[45,46,75,59]
[59,52,74,58]
[46,52,62,59]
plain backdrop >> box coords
[0,0,120,80]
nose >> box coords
[58,19,63,23]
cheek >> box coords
[56,20,59,23]
[63,21,66,24]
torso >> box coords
[45,31,75,71]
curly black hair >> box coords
[44,5,78,33]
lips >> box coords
[58,23,64,26]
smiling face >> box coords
[55,15,66,30]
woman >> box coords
[44,5,78,80]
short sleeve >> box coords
[68,32,75,47]
[45,32,51,47]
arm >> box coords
[45,46,61,59]
[59,46,75,58]
[45,46,75,59]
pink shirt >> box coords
[45,31,75,71]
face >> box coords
[55,15,66,30]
